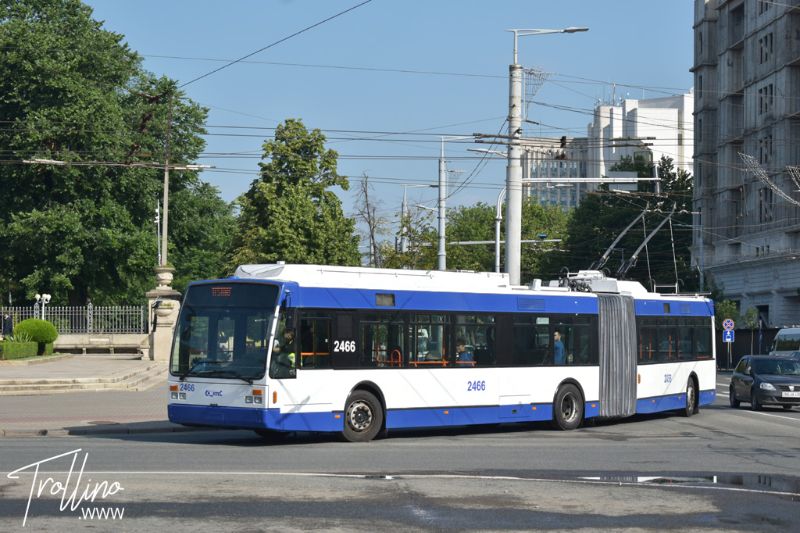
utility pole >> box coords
[506,56,523,285]
[505,27,588,285]
[438,139,447,271]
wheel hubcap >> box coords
[687,384,695,410]
[347,400,373,432]
[561,393,577,422]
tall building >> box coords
[692,0,800,327]
[587,94,695,182]
[526,93,693,209]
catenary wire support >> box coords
[523,68,550,121]
[739,152,800,207]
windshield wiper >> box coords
[179,360,225,381]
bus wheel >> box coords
[343,390,383,442]
[682,378,697,417]
[553,384,583,430]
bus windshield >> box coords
[170,283,279,381]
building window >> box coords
[759,1,772,15]
[698,32,703,54]
[697,118,703,142]
[759,32,774,64]
[758,134,773,165]
[759,187,774,223]
[758,84,774,115]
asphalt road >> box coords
[1,374,799,531]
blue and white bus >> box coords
[168,264,716,441]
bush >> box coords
[14,319,58,343]
[0,341,38,359]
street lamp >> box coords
[504,26,588,285]
[34,293,51,320]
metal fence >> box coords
[1,304,148,334]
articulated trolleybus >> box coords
[168,264,716,441]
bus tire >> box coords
[682,378,697,417]
[343,390,383,442]
[553,384,583,430]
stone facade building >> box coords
[692,0,800,327]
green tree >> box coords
[228,119,360,268]
[380,207,436,270]
[714,300,741,331]
[0,0,210,304]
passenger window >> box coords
[453,314,495,367]
[360,313,405,368]
[409,314,448,367]
[299,314,332,369]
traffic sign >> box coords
[723,330,735,343]
[722,318,735,331]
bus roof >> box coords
[233,264,707,303]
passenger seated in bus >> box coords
[553,330,565,365]
[455,338,475,366]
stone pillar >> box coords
[146,266,181,362]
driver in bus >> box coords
[271,328,296,377]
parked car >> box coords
[729,355,800,411]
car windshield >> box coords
[752,359,800,376]
[170,283,278,381]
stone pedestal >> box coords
[146,266,182,362]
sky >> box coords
[84,0,694,238]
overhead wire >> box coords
[178,0,373,88]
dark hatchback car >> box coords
[729,355,800,411]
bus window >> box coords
[409,314,448,367]
[360,313,405,368]
[512,315,549,366]
[300,314,332,369]
[454,315,495,367]
[270,313,297,379]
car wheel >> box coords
[553,383,584,430]
[343,390,383,442]
[750,388,761,411]
[729,385,740,408]
[682,378,697,417]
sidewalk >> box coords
[0,356,191,437]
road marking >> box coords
[14,471,800,498]
[741,410,800,423]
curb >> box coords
[0,354,73,366]
[0,423,211,438]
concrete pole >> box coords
[438,139,447,271]
[506,62,524,285]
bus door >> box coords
[597,294,637,418]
